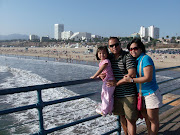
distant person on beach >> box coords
[104,37,137,135]
[90,46,115,116]
[124,38,162,135]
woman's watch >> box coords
[131,78,134,83]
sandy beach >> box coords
[0,47,180,69]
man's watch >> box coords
[131,78,134,83]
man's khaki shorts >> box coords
[113,96,138,121]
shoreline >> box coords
[0,47,180,69]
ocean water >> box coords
[0,55,179,135]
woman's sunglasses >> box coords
[129,47,139,51]
[109,43,119,48]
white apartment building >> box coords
[139,26,148,39]
[54,24,64,40]
[139,25,159,39]
[70,32,91,41]
[29,35,39,41]
[61,31,73,40]
[153,27,160,39]
[148,25,159,39]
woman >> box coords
[124,38,162,135]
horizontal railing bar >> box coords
[33,114,102,134]
[0,66,178,95]
[0,67,178,96]
[156,66,180,72]
[160,97,180,108]
[157,76,180,85]
[101,129,118,135]
[0,104,37,115]
[0,78,100,95]
[159,82,179,90]
[44,92,97,106]
[0,92,97,116]
[161,87,180,95]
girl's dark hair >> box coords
[96,46,110,60]
[127,38,146,53]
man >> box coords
[107,37,137,135]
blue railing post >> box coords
[116,116,121,135]
[36,89,46,135]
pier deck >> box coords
[137,104,180,135]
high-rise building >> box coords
[139,26,148,39]
[139,25,159,39]
[54,24,64,40]
[154,27,160,39]
[148,25,159,39]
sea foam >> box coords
[0,66,119,135]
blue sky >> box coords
[0,0,180,38]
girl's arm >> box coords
[124,65,153,83]
[90,63,108,79]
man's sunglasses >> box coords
[109,43,119,48]
[129,47,139,51]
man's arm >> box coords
[116,67,136,86]
[106,53,136,87]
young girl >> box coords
[90,46,115,116]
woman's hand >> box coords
[123,75,132,83]
[106,80,117,87]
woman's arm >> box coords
[90,63,108,79]
[124,65,153,83]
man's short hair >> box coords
[108,37,120,43]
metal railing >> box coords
[156,66,180,106]
[0,66,180,135]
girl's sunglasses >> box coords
[109,43,119,48]
[129,47,139,51]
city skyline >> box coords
[0,0,180,38]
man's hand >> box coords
[98,73,106,80]
[123,75,132,83]
[106,80,117,87]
